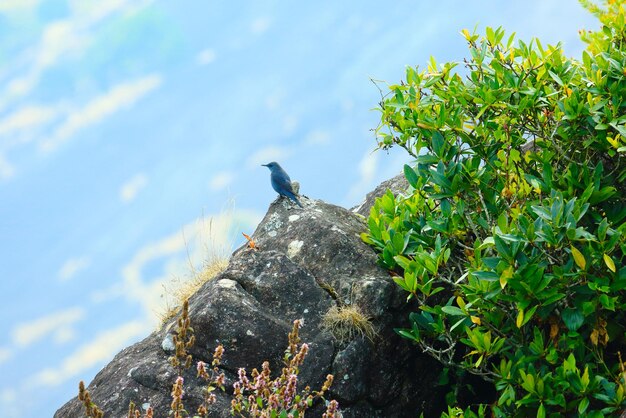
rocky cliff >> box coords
[55,175,448,417]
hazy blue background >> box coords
[0,1,598,416]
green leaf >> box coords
[531,205,551,221]
[393,276,411,292]
[394,255,411,270]
[404,164,419,188]
[432,131,445,157]
[396,329,419,342]
[610,121,626,138]
[582,300,596,316]
[598,218,609,241]
[472,271,500,281]
[478,237,495,250]
[537,402,546,418]
[499,234,522,242]
[429,169,452,189]
[599,294,615,311]
[561,308,584,331]
[450,317,469,332]
[440,198,451,217]
[405,271,417,293]
[548,70,564,86]
[441,306,465,316]
[497,213,509,233]
[416,154,440,164]
[417,255,437,274]
[482,257,501,269]
[578,397,589,415]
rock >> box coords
[55,178,446,418]
[351,173,408,217]
[331,339,370,403]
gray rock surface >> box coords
[55,180,445,418]
[351,173,408,217]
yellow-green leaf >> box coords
[456,296,466,310]
[475,354,484,368]
[607,135,620,149]
[571,246,586,270]
[500,265,514,289]
[516,308,524,328]
[604,253,616,272]
[471,316,481,325]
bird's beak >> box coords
[261,164,268,167]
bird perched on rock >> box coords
[262,162,303,207]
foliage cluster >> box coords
[364,1,626,416]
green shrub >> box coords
[363,1,626,416]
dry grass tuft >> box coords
[158,257,229,325]
[157,215,231,326]
[322,305,377,344]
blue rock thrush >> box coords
[262,162,303,207]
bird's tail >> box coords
[285,191,303,208]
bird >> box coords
[262,162,303,207]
